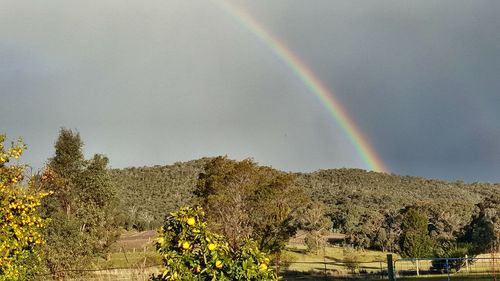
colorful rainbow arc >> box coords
[213,0,389,173]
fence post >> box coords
[387,254,396,281]
[323,245,327,279]
[380,261,383,278]
[446,258,451,281]
[465,254,469,273]
[492,250,497,281]
[122,247,129,264]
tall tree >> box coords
[50,128,84,180]
[195,157,311,254]
[399,208,433,258]
[74,154,119,253]
[299,202,333,253]
[251,173,310,253]
[196,157,261,248]
[460,195,500,254]
[40,128,117,276]
[45,128,84,216]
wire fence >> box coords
[41,265,162,281]
[279,260,389,280]
[45,262,387,281]
[278,256,500,281]
[37,255,500,281]
[394,257,499,281]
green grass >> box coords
[91,233,500,280]
[397,275,497,281]
[283,275,496,281]
[93,242,393,278]
[283,243,397,275]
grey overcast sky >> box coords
[1,0,500,182]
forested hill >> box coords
[297,168,491,220]
[110,158,499,249]
[109,158,211,230]
[296,168,498,249]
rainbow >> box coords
[213,0,388,173]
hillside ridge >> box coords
[110,157,499,249]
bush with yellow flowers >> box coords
[0,135,49,280]
[151,206,279,281]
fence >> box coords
[38,255,500,281]
[280,255,500,281]
[41,265,161,281]
[280,259,389,280]
[394,257,499,281]
[44,260,389,280]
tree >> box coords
[460,195,500,254]
[74,154,119,253]
[373,228,389,252]
[44,128,84,217]
[251,173,310,254]
[299,202,332,253]
[399,208,433,258]
[0,135,48,280]
[152,206,278,281]
[431,242,473,272]
[196,157,264,248]
[49,128,84,180]
[195,157,310,254]
[39,128,118,276]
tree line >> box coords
[111,147,500,260]
[2,128,499,279]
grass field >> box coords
[91,230,161,269]
[97,232,393,274]
[283,243,396,276]
[397,276,498,281]
[92,251,161,269]
[78,231,499,281]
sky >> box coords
[1,0,500,183]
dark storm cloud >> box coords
[240,0,500,181]
[1,0,499,182]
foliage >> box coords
[399,208,433,258]
[342,248,361,274]
[296,168,493,252]
[49,128,84,180]
[431,242,474,272]
[109,159,500,254]
[459,195,500,254]
[38,128,118,276]
[299,203,332,253]
[195,156,311,254]
[303,233,320,254]
[109,159,209,230]
[251,173,310,254]
[152,206,278,281]
[0,135,48,280]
